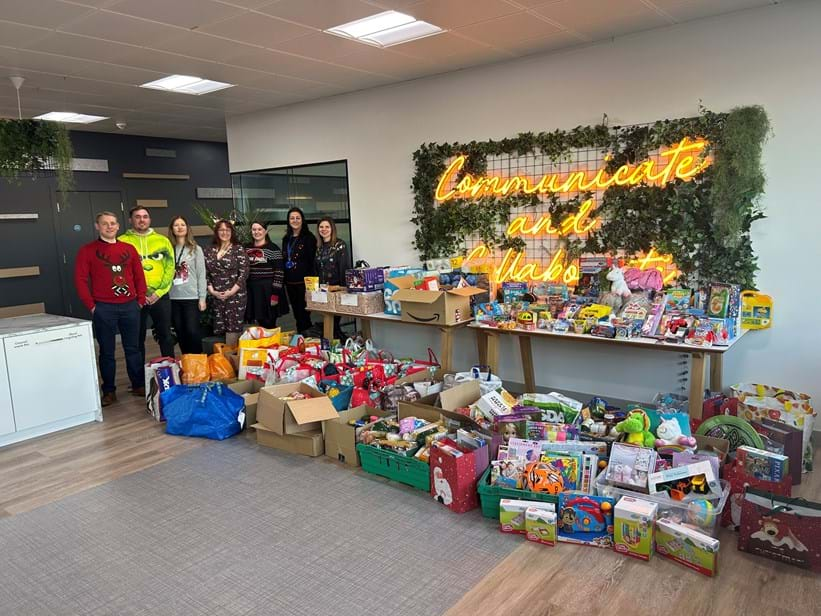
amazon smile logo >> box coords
[406,312,440,323]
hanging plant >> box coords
[0,119,74,193]
[411,106,771,288]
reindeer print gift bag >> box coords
[738,487,821,572]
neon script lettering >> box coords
[435,137,710,202]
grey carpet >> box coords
[0,437,517,616]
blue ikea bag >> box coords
[319,380,354,411]
[161,382,244,440]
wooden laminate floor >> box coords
[1,339,819,614]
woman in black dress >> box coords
[245,221,289,329]
[315,217,350,340]
[204,220,249,347]
[282,207,316,335]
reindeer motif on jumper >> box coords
[96,249,131,296]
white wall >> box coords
[228,1,821,410]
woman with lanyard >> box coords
[167,216,207,354]
[245,221,289,328]
[282,207,317,335]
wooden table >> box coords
[471,323,748,419]
[310,308,473,373]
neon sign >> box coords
[435,137,709,202]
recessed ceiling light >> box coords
[325,10,444,48]
[140,75,234,95]
[33,112,108,124]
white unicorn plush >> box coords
[600,259,632,311]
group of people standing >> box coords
[75,205,349,407]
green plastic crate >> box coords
[477,467,558,519]
[357,443,430,492]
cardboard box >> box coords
[257,382,339,435]
[227,380,264,427]
[335,291,385,315]
[614,496,658,561]
[253,423,324,457]
[391,287,485,325]
[306,289,339,312]
[693,434,730,466]
[384,275,417,316]
[324,405,391,467]
[525,507,557,546]
[656,518,719,577]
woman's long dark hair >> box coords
[284,207,309,241]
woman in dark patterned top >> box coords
[316,217,350,341]
[245,221,289,329]
[204,220,249,347]
[282,207,317,335]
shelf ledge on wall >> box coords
[0,303,45,318]
[123,173,190,180]
[135,199,168,208]
[0,266,40,279]
[0,214,38,220]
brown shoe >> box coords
[129,386,145,397]
[101,392,117,407]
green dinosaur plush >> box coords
[615,409,655,447]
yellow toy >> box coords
[578,304,613,320]
[741,291,772,330]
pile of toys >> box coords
[359,415,447,460]
[472,259,769,346]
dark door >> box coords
[54,191,124,318]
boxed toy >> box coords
[706,282,741,318]
[557,493,615,548]
[383,275,417,316]
[655,518,719,577]
[614,496,658,561]
[735,445,789,482]
[750,419,803,485]
[502,282,529,303]
[606,443,657,491]
[345,267,385,293]
[525,507,557,546]
[499,498,555,534]
[648,461,722,500]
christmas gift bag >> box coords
[738,488,821,572]
[722,461,792,530]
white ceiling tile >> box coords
[269,32,369,59]
[57,11,182,47]
[0,0,95,29]
[205,65,325,91]
[455,11,563,46]
[0,48,84,76]
[498,30,582,56]
[19,32,140,64]
[151,32,259,63]
[110,46,220,76]
[652,0,775,23]
[362,0,427,9]
[533,0,672,39]
[257,0,384,30]
[227,49,390,83]
[405,0,521,29]
[500,0,562,7]
[335,47,437,78]
[67,61,166,85]
[0,23,53,48]
[106,0,245,29]
[198,11,315,47]
[387,31,494,60]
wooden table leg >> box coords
[709,354,723,393]
[322,314,334,341]
[689,352,707,420]
[476,330,488,366]
[360,318,372,341]
[486,332,500,376]
[518,335,535,393]
[439,327,454,373]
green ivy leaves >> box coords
[0,119,74,194]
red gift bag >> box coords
[429,442,489,513]
[722,461,792,529]
[738,488,821,572]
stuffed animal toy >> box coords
[655,417,697,449]
[615,409,655,447]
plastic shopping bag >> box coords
[181,354,209,384]
[239,326,281,349]
[451,364,502,395]
[208,353,236,381]
[161,382,244,440]
[144,356,180,421]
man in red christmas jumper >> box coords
[75,211,147,407]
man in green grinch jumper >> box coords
[120,206,175,394]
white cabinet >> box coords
[0,314,101,447]
[0,348,15,437]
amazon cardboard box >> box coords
[254,424,324,457]
[227,380,264,428]
[257,382,339,435]
[391,287,485,326]
[324,405,392,467]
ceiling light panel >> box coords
[140,75,234,95]
[325,10,444,47]
[33,112,108,124]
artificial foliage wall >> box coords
[411,106,770,288]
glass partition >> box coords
[231,160,351,250]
